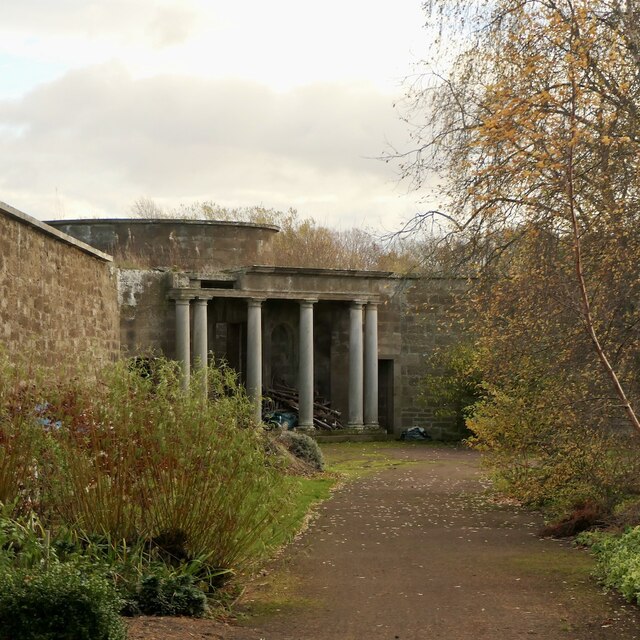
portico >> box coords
[169,267,384,433]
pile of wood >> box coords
[264,382,344,430]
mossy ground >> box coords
[320,440,430,477]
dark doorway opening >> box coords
[378,359,394,433]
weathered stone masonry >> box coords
[49,218,466,439]
[0,202,120,368]
[1,205,465,440]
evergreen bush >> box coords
[0,562,126,640]
[135,573,207,617]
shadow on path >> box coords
[240,443,639,640]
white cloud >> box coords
[0,63,424,229]
[0,0,431,91]
[0,1,439,230]
[0,1,200,44]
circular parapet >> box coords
[46,218,279,271]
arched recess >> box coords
[270,322,296,388]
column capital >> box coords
[247,297,265,307]
[194,298,208,306]
[299,298,317,307]
[365,301,380,308]
[175,297,192,306]
[350,299,366,309]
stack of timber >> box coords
[265,382,344,430]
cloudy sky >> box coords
[0,0,434,231]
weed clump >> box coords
[578,527,640,604]
[279,432,325,471]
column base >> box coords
[347,422,365,431]
[364,422,380,431]
[295,424,316,434]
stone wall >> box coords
[0,203,120,369]
[397,277,468,440]
[118,268,174,358]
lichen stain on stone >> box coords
[117,269,147,307]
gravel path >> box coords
[239,444,639,640]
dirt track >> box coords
[129,443,640,640]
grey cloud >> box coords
[0,63,414,224]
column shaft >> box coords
[193,298,208,396]
[298,300,316,431]
[348,301,364,428]
[246,299,264,423]
[175,299,191,389]
[364,303,379,429]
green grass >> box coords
[264,475,337,553]
[508,549,594,582]
[321,441,421,478]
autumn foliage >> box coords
[400,0,640,513]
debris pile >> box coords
[263,382,343,430]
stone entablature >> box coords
[168,265,403,302]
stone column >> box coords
[175,298,191,390]
[193,298,208,396]
[246,298,264,423]
[364,302,379,429]
[298,299,316,431]
[348,300,364,429]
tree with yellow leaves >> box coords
[399,0,640,436]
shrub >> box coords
[134,573,207,617]
[0,357,49,514]
[0,509,219,619]
[44,358,291,571]
[0,562,126,640]
[420,343,484,434]
[578,527,640,604]
[467,372,639,517]
[0,353,299,607]
[279,432,324,471]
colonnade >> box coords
[174,297,379,430]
